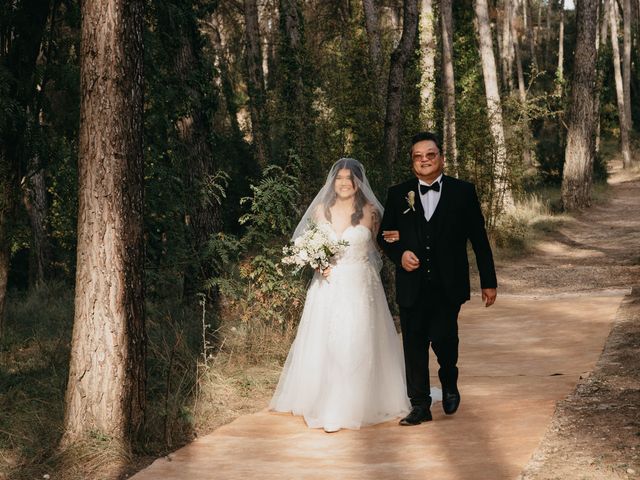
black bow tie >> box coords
[420,182,440,195]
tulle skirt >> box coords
[269,261,412,430]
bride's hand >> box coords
[316,267,332,278]
[382,230,400,243]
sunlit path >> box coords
[131,292,625,480]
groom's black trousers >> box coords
[399,286,461,408]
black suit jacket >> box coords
[377,176,497,307]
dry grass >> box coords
[189,313,296,434]
[492,192,570,257]
[192,354,282,435]
[10,437,133,480]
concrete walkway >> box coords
[131,292,626,480]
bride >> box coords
[269,158,413,432]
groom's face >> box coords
[411,140,443,182]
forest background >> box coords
[0,0,638,478]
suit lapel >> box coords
[411,180,425,220]
[435,175,453,239]
[407,180,425,242]
[398,180,424,243]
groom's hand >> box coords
[482,288,497,307]
[401,251,420,272]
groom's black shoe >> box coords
[442,389,460,415]
[399,406,432,426]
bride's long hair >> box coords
[290,157,383,271]
[323,158,368,226]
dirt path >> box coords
[497,162,640,295]
[509,163,640,479]
[130,163,639,480]
[130,294,624,480]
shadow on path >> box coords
[130,294,624,480]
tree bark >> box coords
[622,0,632,134]
[595,0,612,154]
[513,9,533,167]
[502,0,515,92]
[278,0,314,165]
[475,0,514,211]
[173,18,221,255]
[535,0,543,51]
[61,0,145,447]
[523,0,538,70]
[22,162,52,286]
[545,0,553,70]
[514,16,527,102]
[382,0,419,166]
[556,0,565,90]
[419,0,437,130]
[363,0,385,109]
[0,244,8,337]
[609,0,632,168]
[207,15,242,141]
[600,0,611,50]
[0,138,19,338]
[264,5,279,91]
[440,0,458,172]
[561,0,599,210]
[280,0,303,58]
[243,0,270,167]
[0,169,15,337]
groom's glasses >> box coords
[412,152,439,161]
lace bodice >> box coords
[331,224,372,265]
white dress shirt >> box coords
[418,173,443,221]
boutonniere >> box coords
[403,191,416,214]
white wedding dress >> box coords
[269,224,412,430]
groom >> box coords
[377,131,497,425]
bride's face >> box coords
[334,168,357,200]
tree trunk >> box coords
[514,12,533,166]
[440,0,458,172]
[264,5,279,91]
[514,18,527,102]
[600,0,611,50]
[0,244,8,337]
[61,0,145,448]
[278,0,314,167]
[556,1,565,90]
[419,0,437,130]
[609,0,632,168]
[523,0,538,70]
[595,0,612,154]
[561,0,599,210]
[244,0,270,167]
[382,0,419,166]
[207,15,242,141]
[502,0,515,92]
[545,0,553,70]
[22,162,52,286]
[363,0,385,109]
[0,170,14,337]
[173,21,221,257]
[622,0,632,134]
[475,0,514,211]
[536,1,543,51]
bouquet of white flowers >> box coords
[282,222,349,274]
